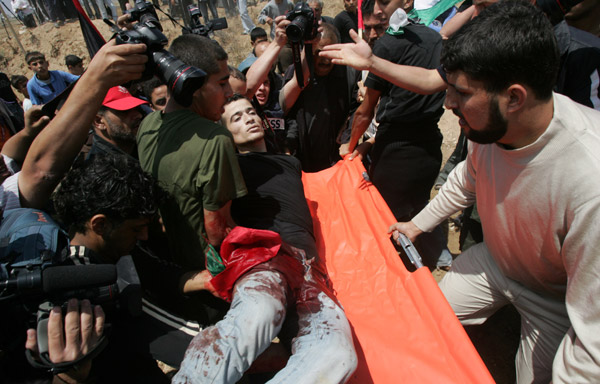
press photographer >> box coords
[182,4,228,37]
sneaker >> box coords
[54,22,60,28]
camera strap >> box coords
[292,42,315,90]
[291,42,305,89]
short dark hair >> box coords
[25,51,45,65]
[228,65,246,81]
[441,0,559,100]
[250,27,267,43]
[53,155,165,234]
[320,22,340,44]
[10,75,28,88]
[168,34,228,76]
[142,77,165,101]
[361,0,375,17]
[65,54,83,67]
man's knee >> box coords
[232,270,289,331]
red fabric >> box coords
[302,158,494,384]
[210,227,282,301]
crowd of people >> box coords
[0,0,599,383]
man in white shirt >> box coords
[388,1,600,383]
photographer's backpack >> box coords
[0,208,69,285]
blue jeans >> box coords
[173,269,357,383]
[237,0,255,34]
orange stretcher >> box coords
[302,158,494,384]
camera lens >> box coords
[286,15,308,43]
[152,51,206,107]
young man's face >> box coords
[191,60,233,121]
[344,0,357,13]
[150,85,168,111]
[374,0,413,18]
[103,217,150,261]
[68,62,84,76]
[222,98,264,148]
[15,80,29,98]
[445,71,508,145]
[363,13,388,47]
[255,78,271,106]
[28,58,50,78]
[251,36,268,47]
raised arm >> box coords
[1,106,50,168]
[439,5,476,39]
[18,40,147,209]
[245,16,289,99]
[320,29,446,94]
[279,46,310,115]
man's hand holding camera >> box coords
[26,299,105,384]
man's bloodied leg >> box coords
[173,270,289,383]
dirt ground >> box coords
[0,1,520,382]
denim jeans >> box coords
[173,268,357,383]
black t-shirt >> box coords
[333,10,358,44]
[554,21,600,109]
[0,73,18,103]
[366,23,445,142]
[232,152,318,260]
[284,64,359,172]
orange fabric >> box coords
[302,158,493,384]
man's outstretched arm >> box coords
[320,30,446,95]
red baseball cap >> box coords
[102,86,148,111]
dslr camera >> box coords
[116,0,207,107]
[183,4,228,37]
[285,2,319,88]
[285,1,318,43]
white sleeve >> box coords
[552,196,600,383]
[412,152,477,232]
[0,172,21,211]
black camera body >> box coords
[285,1,318,43]
[115,0,207,107]
[183,4,228,37]
[128,0,162,30]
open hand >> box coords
[319,29,373,71]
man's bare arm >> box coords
[18,41,147,209]
[320,30,446,95]
[245,16,289,99]
[203,201,235,247]
[341,87,380,156]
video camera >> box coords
[183,4,228,37]
[1,256,142,373]
[115,0,207,107]
[285,2,318,89]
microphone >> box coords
[0,265,117,296]
[42,265,117,293]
